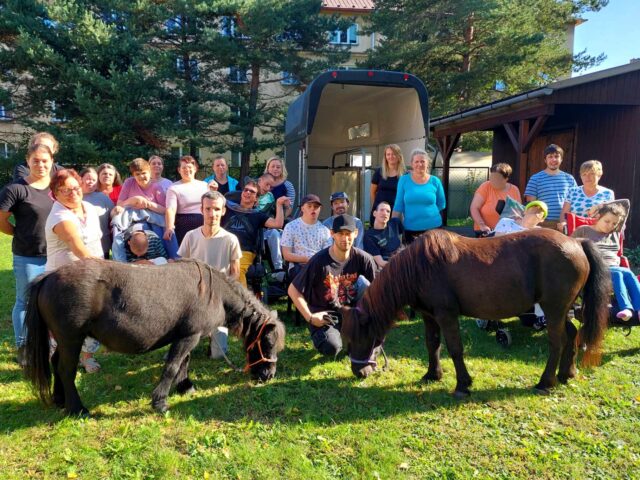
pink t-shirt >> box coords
[118,177,167,206]
[165,179,208,214]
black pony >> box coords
[24,259,285,416]
[341,229,611,396]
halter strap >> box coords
[348,338,389,371]
[243,320,278,372]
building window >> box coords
[49,100,66,123]
[350,153,372,167]
[1,142,15,158]
[330,23,358,45]
[176,58,199,80]
[281,71,300,86]
[165,15,182,32]
[230,151,242,167]
[0,105,10,121]
[228,66,248,84]
[221,16,249,39]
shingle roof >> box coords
[321,0,375,12]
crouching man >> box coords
[287,214,376,357]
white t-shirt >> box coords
[178,226,242,274]
[494,218,541,236]
[165,179,208,214]
[281,218,331,260]
[45,201,104,272]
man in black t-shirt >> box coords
[222,179,289,287]
[288,214,377,357]
[363,201,403,270]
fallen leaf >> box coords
[114,385,122,391]
[399,463,410,470]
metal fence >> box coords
[432,166,489,219]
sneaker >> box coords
[533,316,547,331]
[15,346,27,367]
[269,270,286,283]
[616,309,633,322]
[79,355,101,373]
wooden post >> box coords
[435,133,460,226]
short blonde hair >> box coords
[580,160,603,176]
[264,156,288,181]
[29,132,59,155]
[410,148,430,170]
[381,144,406,180]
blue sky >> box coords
[573,0,640,76]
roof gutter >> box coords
[430,88,553,128]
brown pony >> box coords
[341,229,611,396]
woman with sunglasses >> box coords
[45,169,104,372]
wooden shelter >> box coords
[431,62,640,246]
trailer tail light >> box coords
[403,74,409,81]
[331,71,338,78]
[367,70,374,77]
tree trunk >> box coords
[239,63,261,182]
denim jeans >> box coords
[610,266,640,311]
[12,255,46,347]
[263,229,283,270]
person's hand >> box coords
[307,311,332,328]
[276,196,290,207]
[131,196,149,209]
[556,221,567,232]
[208,180,218,191]
[478,224,491,234]
[111,205,124,217]
[163,226,175,241]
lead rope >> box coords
[210,333,243,373]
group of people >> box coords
[2,134,638,370]
[470,143,640,323]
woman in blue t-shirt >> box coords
[369,144,406,224]
[392,148,446,244]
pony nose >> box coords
[352,364,374,378]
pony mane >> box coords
[358,230,463,340]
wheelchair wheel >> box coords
[496,329,512,348]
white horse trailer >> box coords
[284,70,429,221]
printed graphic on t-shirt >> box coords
[324,272,359,305]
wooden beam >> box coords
[522,115,548,152]
[503,122,519,152]
[432,103,555,138]
[434,133,460,226]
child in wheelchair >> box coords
[571,201,640,322]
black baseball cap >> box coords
[301,194,322,206]
[332,214,357,232]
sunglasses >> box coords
[243,188,258,194]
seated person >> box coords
[222,179,289,288]
[364,201,403,270]
[322,192,365,249]
[256,173,275,214]
[288,214,377,357]
[494,200,548,329]
[571,201,640,321]
[281,194,331,280]
[494,200,548,235]
[127,228,168,265]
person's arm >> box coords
[523,176,537,204]
[435,177,446,211]
[469,192,490,233]
[392,176,405,220]
[282,245,309,264]
[285,181,296,209]
[0,210,14,236]
[264,197,288,229]
[164,207,176,240]
[52,221,96,259]
[557,201,571,231]
[287,282,331,327]
[373,255,387,269]
[228,258,240,280]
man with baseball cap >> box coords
[322,191,365,249]
[288,213,377,357]
[281,193,331,281]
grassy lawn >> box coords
[0,233,639,479]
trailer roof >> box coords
[284,69,429,144]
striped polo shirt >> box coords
[524,170,577,220]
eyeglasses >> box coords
[243,188,258,195]
[58,186,82,195]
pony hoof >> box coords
[152,400,169,414]
[176,379,195,395]
[453,390,470,399]
[533,386,551,396]
[67,407,90,418]
[421,372,443,383]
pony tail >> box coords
[24,275,53,405]
[577,239,611,367]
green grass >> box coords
[1,233,639,479]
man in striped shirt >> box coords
[524,144,577,227]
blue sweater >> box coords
[393,174,446,231]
